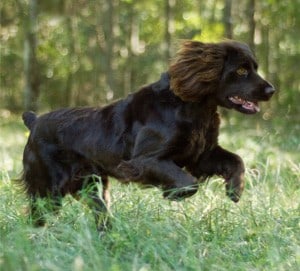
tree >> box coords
[223,0,233,39]
[165,0,176,62]
[102,0,118,100]
[1,0,300,114]
[246,0,255,51]
[23,0,40,111]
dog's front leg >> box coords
[189,146,245,202]
[118,127,199,200]
[118,157,198,200]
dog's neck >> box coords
[152,72,218,120]
[179,97,218,122]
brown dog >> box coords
[21,40,275,230]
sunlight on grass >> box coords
[0,115,26,178]
[0,114,299,271]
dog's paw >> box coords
[225,179,244,203]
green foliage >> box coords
[1,0,300,113]
[0,114,299,271]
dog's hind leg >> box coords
[24,174,63,227]
[37,144,71,194]
[29,194,62,227]
[22,144,66,226]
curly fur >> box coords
[21,40,275,231]
[169,41,226,101]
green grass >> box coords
[0,110,299,271]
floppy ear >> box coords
[168,41,226,102]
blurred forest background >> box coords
[1,0,300,114]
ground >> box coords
[0,110,299,271]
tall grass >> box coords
[0,111,299,271]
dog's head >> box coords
[169,40,275,114]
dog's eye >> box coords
[236,67,249,76]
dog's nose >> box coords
[265,86,275,95]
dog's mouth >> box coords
[228,96,260,114]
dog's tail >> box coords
[22,111,37,130]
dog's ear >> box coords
[168,41,226,102]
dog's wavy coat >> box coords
[21,40,275,230]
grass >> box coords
[0,109,299,271]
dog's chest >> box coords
[170,120,218,166]
[185,125,211,157]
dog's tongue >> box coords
[229,96,260,113]
[242,101,260,113]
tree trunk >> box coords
[63,1,75,107]
[247,0,255,51]
[102,0,118,100]
[124,2,137,96]
[24,0,40,111]
[63,19,74,107]
[261,26,270,79]
[164,0,175,63]
[223,0,233,39]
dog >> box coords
[21,40,275,230]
